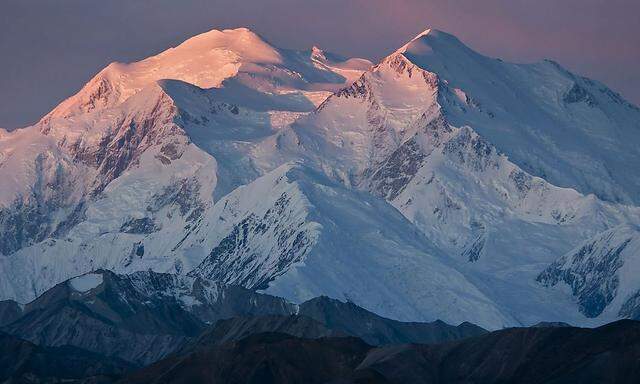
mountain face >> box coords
[187,163,513,328]
[115,320,640,384]
[537,224,640,320]
[181,296,487,351]
[356,320,640,384]
[0,27,639,330]
[396,30,640,206]
[4,310,637,384]
[1,269,295,365]
[297,296,486,346]
[0,28,372,303]
[0,300,21,326]
[1,270,484,366]
[263,29,640,327]
[123,333,372,384]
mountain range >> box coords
[118,320,640,384]
[0,270,485,366]
[1,26,639,332]
[1,270,638,383]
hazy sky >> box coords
[1,0,638,129]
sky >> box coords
[1,0,638,129]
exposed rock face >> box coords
[537,225,640,319]
[563,82,598,106]
[368,137,426,200]
[120,217,160,234]
[0,152,81,255]
[620,290,640,320]
[189,191,316,290]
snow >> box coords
[45,27,371,120]
[69,273,103,292]
[0,25,639,330]
[538,224,640,322]
[396,29,640,205]
[0,28,371,302]
[185,162,514,329]
[257,30,640,327]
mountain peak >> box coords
[182,26,269,47]
[44,26,282,120]
[43,26,372,121]
[395,28,463,57]
[412,28,434,40]
[164,26,280,64]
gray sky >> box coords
[1,0,638,129]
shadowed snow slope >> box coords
[188,163,513,329]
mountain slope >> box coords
[46,27,371,120]
[182,296,488,350]
[297,296,487,345]
[357,319,640,384]
[0,300,21,326]
[264,30,640,326]
[1,269,486,366]
[538,225,640,321]
[2,269,294,365]
[117,320,640,384]
[187,163,513,329]
[0,28,373,305]
[183,315,345,348]
[123,333,372,384]
[0,26,639,330]
[399,29,640,205]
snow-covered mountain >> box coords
[0,28,371,257]
[0,27,638,330]
[189,163,513,328]
[265,29,640,326]
[398,30,640,205]
[46,27,370,120]
[275,29,640,203]
[0,28,371,293]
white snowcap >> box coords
[69,272,104,292]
